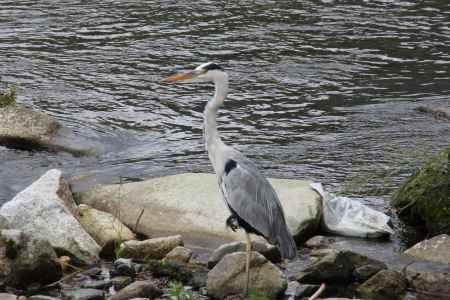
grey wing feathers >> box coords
[220,156,297,259]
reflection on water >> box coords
[1,0,450,248]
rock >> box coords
[305,235,336,249]
[0,229,62,288]
[283,281,319,299]
[416,105,450,120]
[81,279,112,289]
[75,173,322,246]
[111,276,133,290]
[61,289,104,300]
[403,234,450,264]
[0,169,100,264]
[0,104,100,155]
[120,235,183,260]
[207,251,287,299]
[0,293,20,300]
[164,246,193,264]
[29,296,61,300]
[208,240,281,268]
[296,250,386,284]
[110,281,162,300]
[405,260,450,298]
[357,270,407,300]
[392,146,450,235]
[78,204,135,258]
[353,264,384,282]
[113,258,136,277]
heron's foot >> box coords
[226,215,239,232]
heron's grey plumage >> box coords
[197,62,297,260]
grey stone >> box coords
[405,261,450,298]
[110,281,162,300]
[113,258,135,277]
[305,235,336,249]
[207,251,287,299]
[76,173,322,247]
[29,296,61,300]
[111,276,133,290]
[0,293,20,300]
[62,289,104,300]
[165,246,193,264]
[0,169,100,264]
[81,279,112,289]
[0,229,62,288]
[284,281,319,299]
[120,235,183,260]
[208,241,281,268]
[353,264,386,282]
[404,234,450,265]
[357,270,407,300]
[296,250,386,284]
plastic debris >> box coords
[311,183,394,238]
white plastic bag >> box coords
[310,183,394,238]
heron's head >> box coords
[161,62,227,84]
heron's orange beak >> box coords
[160,71,196,83]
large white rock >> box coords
[75,173,322,248]
[0,169,100,264]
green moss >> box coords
[392,146,450,234]
[0,85,16,107]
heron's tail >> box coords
[278,226,297,260]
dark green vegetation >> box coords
[0,86,16,107]
[392,146,450,235]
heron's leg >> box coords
[245,231,252,297]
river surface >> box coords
[1,1,449,248]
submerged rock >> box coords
[207,251,287,299]
[0,104,100,155]
[0,229,62,288]
[78,204,135,258]
[0,169,101,264]
[110,281,162,300]
[76,173,322,246]
[403,234,450,264]
[208,240,281,268]
[119,235,183,260]
[357,270,407,300]
[296,250,386,284]
[392,146,450,235]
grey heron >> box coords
[162,62,297,295]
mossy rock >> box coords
[392,146,450,235]
[0,86,16,108]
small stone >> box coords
[357,270,407,300]
[165,246,192,264]
[0,293,19,300]
[110,281,162,300]
[305,236,336,249]
[284,281,319,299]
[113,258,135,277]
[81,279,112,289]
[111,276,133,290]
[208,241,281,268]
[62,289,104,300]
[120,235,183,260]
[84,267,102,277]
[29,296,60,300]
[403,234,450,264]
[207,251,287,299]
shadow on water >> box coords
[1,0,450,251]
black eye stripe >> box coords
[203,63,223,71]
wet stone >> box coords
[110,281,162,300]
[81,279,112,289]
[305,236,336,249]
[284,281,319,299]
[357,270,407,300]
[28,296,60,300]
[111,276,133,290]
[353,264,386,282]
[61,289,104,300]
[112,258,135,277]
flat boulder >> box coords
[207,251,287,299]
[0,104,101,155]
[0,229,62,288]
[119,235,183,260]
[0,169,100,264]
[357,270,407,300]
[75,173,322,247]
[403,234,450,265]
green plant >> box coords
[0,85,16,107]
[249,289,270,300]
[167,281,193,300]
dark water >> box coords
[1,1,449,247]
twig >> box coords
[308,283,326,300]
[44,268,85,288]
[134,208,145,233]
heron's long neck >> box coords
[204,77,229,157]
